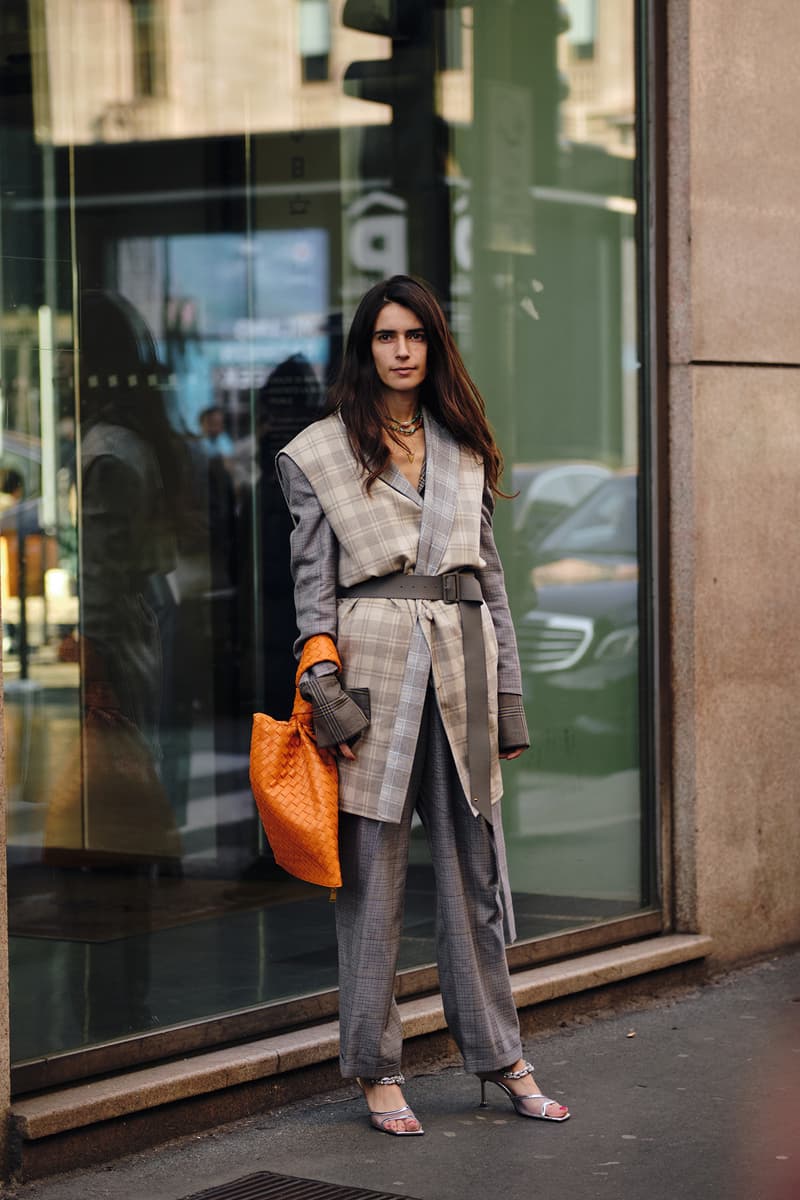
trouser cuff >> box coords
[339,1058,403,1080]
[461,1040,524,1075]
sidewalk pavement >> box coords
[5,950,799,1200]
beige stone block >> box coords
[399,995,447,1039]
[270,1024,340,1072]
[667,0,692,365]
[13,1040,283,1139]
[669,364,699,930]
[688,3,800,363]
[692,367,800,957]
[509,935,712,1007]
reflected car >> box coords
[512,461,613,546]
[518,473,639,772]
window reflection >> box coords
[2,0,648,1074]
[45,290,182,865]
[518,475,639,767]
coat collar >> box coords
[380,459,423,507]
[416,409,460,575]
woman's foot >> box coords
[357,1073,423,1134]
[479,1059,569,1120]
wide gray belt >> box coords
[337,570,493,822]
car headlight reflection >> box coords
[594,625,639,661]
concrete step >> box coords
[12,933,712,1144]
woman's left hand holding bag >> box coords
[298,666,370,754]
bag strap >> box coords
[292,635,342,723]
[295,634,342,689]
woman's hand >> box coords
[337,742,357,761]
[499,747,525,761]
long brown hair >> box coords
[329,275,506,495]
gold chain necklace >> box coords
[393,436,417,463]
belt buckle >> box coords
[442,572,460,603]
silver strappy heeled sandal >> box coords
[476,1060,570,1121]
[356,1073,424,1136]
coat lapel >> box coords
[416,410,459,575]
[378,461,423,508]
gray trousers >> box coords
[336,687,523,1078]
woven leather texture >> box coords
[250,635,343,888]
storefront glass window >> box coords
[1,0,650,1072]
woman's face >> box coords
[370,302,428,403]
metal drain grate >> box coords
[180,1171,418,1200]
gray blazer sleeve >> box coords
[476,487,530,751]
[276,452,369,746]
[276,452,339,657]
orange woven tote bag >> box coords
[250,635,342,888]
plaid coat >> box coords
[278,410,518,824]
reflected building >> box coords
[559,0,635,154]
[30,0,395,142]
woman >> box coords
[48,290,183,866]
[277,275,569,1135]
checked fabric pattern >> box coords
[278,411,509,824]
